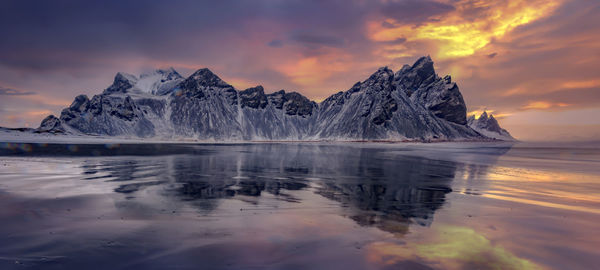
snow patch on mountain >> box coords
[103,68,183,95]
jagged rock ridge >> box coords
[468,111,514,141]
[38,57,513,141]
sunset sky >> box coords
[0,0,598,141]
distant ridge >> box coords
[20,56,511,141]
[468,111,515,141]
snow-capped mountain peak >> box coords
[133,68,184,95]
[103,68,184,95]
[104,72,138,94]
[39,56,514,141]
[187,68,231,88]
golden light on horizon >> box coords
[468,109,495,118]
[368,0,562,58]
[226,78,260,90]
[468,109,512,120]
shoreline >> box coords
[0,133,510,145]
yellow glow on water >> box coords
[487,167,596,183]
[489,185,600,205]
[368,0,562,59]
[482,166,600,214]
[367,225,541,269]
[482,193,600,215]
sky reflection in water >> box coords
[0,143,598,269]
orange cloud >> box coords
[561,79,600,89]
[368,0,562,59]
[20,94,71,107]
[226,78,261,90]
[501,86,529,97]
[277,51,353,87]
[502,78,600,97]
[25,110,53,117]
[3,110,53,127]
[373,44,415,60]
[522,101,569,110]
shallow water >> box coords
[0,142,598,269]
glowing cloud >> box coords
[25,110,53,117]
[369,0,562,58]
[226,78,261,90]
[522,101,569,110]
[468,109,512,119]
[277,52,353,87]
[561,79,600,89]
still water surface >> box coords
[0,142,598,269]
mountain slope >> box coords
[313,57,479,140]
[33,57,513,141]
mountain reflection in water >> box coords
[76,144,471,234]
[6,142,596,270]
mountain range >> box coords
[26,56,513,141]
